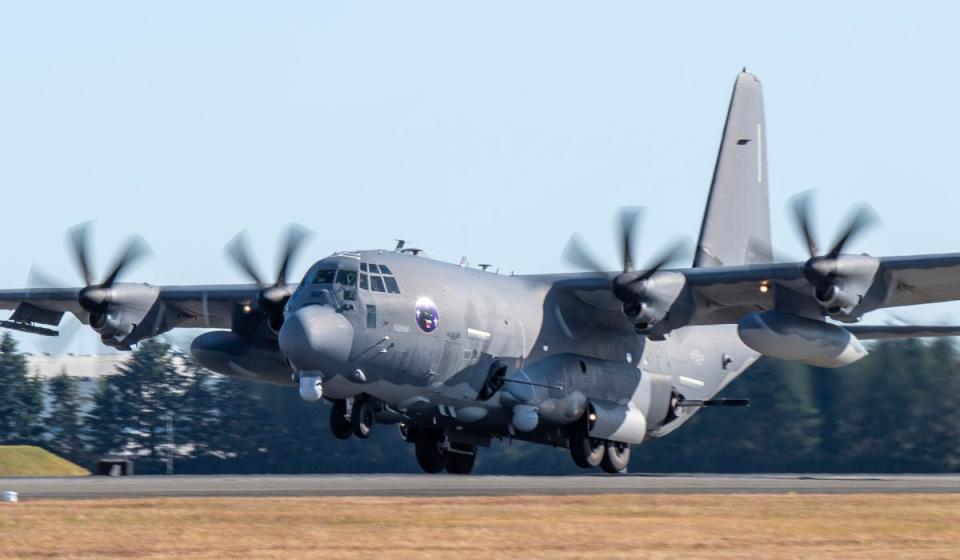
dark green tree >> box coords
[86,340,192,472]
[45,369,86,459]
[0,333,44,442]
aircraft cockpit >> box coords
[291,256,403,311]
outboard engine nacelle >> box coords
[88,283,164,348]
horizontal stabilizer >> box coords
[845,324,960,340]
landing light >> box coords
[759,282,770,294]
[588,412,598,422]
[242,303,252,314]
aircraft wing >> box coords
[555,252,960,325]
[0,283,262,331]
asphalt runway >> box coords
[2,474,959,499]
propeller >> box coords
[225,224,312,331]
[67,222,152,328]
[563,207,689,323]
[789,191,879,288]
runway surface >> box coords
[3,474,960,499]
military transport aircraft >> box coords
[3,70,960,474]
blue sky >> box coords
[1,2,958,352]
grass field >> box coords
[0,446,89,477]
[1,494,958,559]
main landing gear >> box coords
[329,397,376,440]
[403,425,478,475]
[568,416,631,474]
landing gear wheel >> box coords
[569,419,605,469]
[414,429,448,473]
[351,398,375,439]
[329,400,352,440]
[600,441,630,474]
[445,443,477,475]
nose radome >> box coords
[279,305,354,374]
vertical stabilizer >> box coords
[693,70,772,268]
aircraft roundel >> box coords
[415,297,439,333]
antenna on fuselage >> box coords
[394,239,405,252]
[478,264,492,272]
[459,256,469,267]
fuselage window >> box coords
[360,263,368,272]
[384,276,400,294]
[366,305,377,328]
[378,264,392,275]
[359,273,369,290]
[313,268,336,284]
[336,269,358,286]
[371,276,386,292]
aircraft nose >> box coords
[278,305,354,374]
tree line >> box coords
[1,331,958,474]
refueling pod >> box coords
[737,310,868,368]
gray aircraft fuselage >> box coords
[255,249,758,448]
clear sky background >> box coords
[1,1,958,353]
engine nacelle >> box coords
[88,283,163,348]
[191,330,294,385]
[807,254,881,320]
[737,310,868,368]
[616,271,689,335]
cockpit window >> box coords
[312,268,336,284]
[384,276,400,294]
[358,262,401,294]
[336,269,358,286]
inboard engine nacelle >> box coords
[737,310,868,368]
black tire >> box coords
[569,419,605,469]
[445,443,477,475]
[600,441,630,474]
[414,429,448,473]
[351,398,375,439]
[330,400,352,440]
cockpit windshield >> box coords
[311,268,336,284]
[336,269,358,286]
[308,265,359,287]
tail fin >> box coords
[693,70,772,268]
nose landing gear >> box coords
[351,397,375,439]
